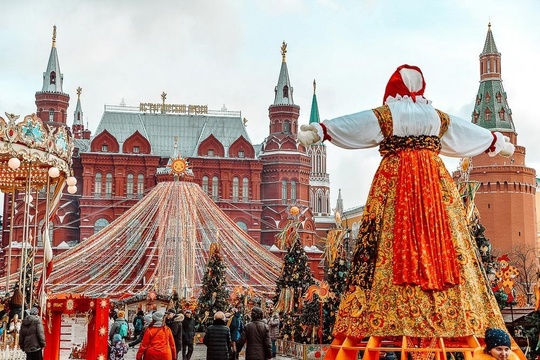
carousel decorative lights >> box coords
[0,112,75,312]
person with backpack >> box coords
[109,310,129,341]
[129,313,153,348]
[133,310,145,338]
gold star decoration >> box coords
[100,299,108,308]
[99,326,107,336]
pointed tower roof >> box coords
[482,22,499,54]
[41,25,64,93]
[335,188,343,215]
[472,23,515,133]
[273,41,295,105]
[73,87,83,125]
[309,80,320,124]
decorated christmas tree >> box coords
[273,217,315,343]
[457,159,505,309]
[195,242,230,331]
[301,292,321,344]
[322,228,350,343]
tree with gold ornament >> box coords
[195,242,230,331]
[322,227,349,343]
[273,209,315,343]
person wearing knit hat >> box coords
[473,328,518,360]
[136,310,177,360]
[109,309,129,342]
[19,306,46,360]
[296,65,513,345]
[110,333,128,360]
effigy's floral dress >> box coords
[315,97,506,340]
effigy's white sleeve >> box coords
[440,115,503,157]
[313,110,383,150]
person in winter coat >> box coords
[109,310,129,341]
[19,307,46,360]
[133,310,145,338]
[109,333,128,360]
[166,309,184,358]
[244,307,272,360]
[473,328,519,360]
[182,309,196,360]
[228,308,243,359]
[129,313,153,348]
[8,286,23,325]
[136,311,177,360]
[203,311,231,360]
[268,313,280,359]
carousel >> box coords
[0,112,77,355]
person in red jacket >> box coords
[136,311,177,360]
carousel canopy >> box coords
[46,181,282,299]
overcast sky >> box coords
[1,0,539,211]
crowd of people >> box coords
[107,305,281,360]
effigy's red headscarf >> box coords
[383,64,426,104]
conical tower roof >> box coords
[272,41,295,105]
[41,25,65,93]
[46,181,282,299]
[472,23,515,133]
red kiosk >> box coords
[44,295,110,360]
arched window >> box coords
[50,71,56,84]
[281,180,287,204]
[94,173,102,198]
[37,219,53,247]
[127,219,141,249]
[242,177,249,202]
[137,174,144,198]
[484,108,492,121]
[283,85,289,98]
[283,120,291,134]
[49,109,54,122]
[202,176,209,194]
[127,174,134,198]
[499,108,505,120]
[105,173,113,198]
[236,221,248,232]
[94,218,109,234]
[212,176,219,201]
[232,177,239,202]
[291,181,297,202]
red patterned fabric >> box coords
[393,148,460,290]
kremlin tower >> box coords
[307,80,333,237]
[35,25,70,127]
[466,24,537,255]
[259,42,316,246]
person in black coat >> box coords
[166,309,184,358]
[203,311,231,360]
[182,309,196,360]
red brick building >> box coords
[2,33,329,279]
